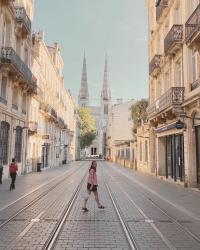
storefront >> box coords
[165,134,184,181]
[156,120,185,182]
[195,125,200,185]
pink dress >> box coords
[87,169,98,192]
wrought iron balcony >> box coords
[12,104,18,110]
[156,0,169,22]
[185,3,200,45]
[0,47,37,93]
[0,96,7,105]
[28,121,38,134]
[15,7,31,35]
[58,117,65,129]
[147,87,185,118]
[149,55,162,76]
[51,108,57,120]
[164,25,183,56]
[190,79,200,91]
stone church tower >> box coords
[78,54,89,108]
[78,53,111,156]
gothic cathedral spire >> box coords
[101,53,111,101]
[78,53,89,108]
[101,54,111,117]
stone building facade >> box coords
[0,0,36,178]
[106,99,135,168]
[27,31,77,172]
[147,0,200,187]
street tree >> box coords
[78,108,96,149]
[131,99,148,133]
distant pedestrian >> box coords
[0,159,3,184]
[9,158,18,191]
[82,161,105,212]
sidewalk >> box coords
[0,162,77,210]
[107,162,200,221]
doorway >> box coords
[165,134,184,181]
[195,126,200,184]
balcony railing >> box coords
[190,79,200,91]
[51,108,57,119]
[156,0,169,22]
[0,96,7,105]
[28,121,38,133]
[147,87,185,117]
[0,47,37,92]
[12,103,18,110]
[58,117,65,129]
[185,3,200,44]
[149,55,162,76]
[15,7,31,34]
[164,25,183,55]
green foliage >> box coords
[78,108,96,149]
[131,99,148,133]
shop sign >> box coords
[175,120,184,129]
[42,134,50,139]
[155,120,185,133]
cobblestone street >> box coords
[0,161,200,250]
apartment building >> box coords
[106,99,135,168]
[0,0,36,178]
[27,31,77,172]
[147,0,200,187]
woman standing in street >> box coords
[9,158,18,191]
[82,161,105,212]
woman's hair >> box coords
[12,158,15,163]
[89,161,97,172]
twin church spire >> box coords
[78,53,111,108]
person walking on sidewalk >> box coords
[9,158,18,191]
[82,161,105,212]
[0,158,3,184]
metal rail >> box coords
[103,171,138,250]
[42,173,87,250]
[0,164,84,229]
[106,164,200,247]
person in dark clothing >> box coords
[9,158,18,191]
[0,159,3,184]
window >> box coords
[126,148,130,159]
[140,141,142,161]
[0,121,10,164]
[174,5,181,24]
[190,49,198,83]
[15,126,22,163]
[104,104,108,115]
[22,93,26,114]
[121,149,124,158]
[0,77,7,104]
[164,71,170,92]
[145,140,148,162]
[157,80,162,98]
[175,60,182,87]
[12,87,18,110]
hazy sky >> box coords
[33,0,148,105]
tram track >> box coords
[42,173,87,250]
[104,163,200,249]
[0,162,86,229]
[103,175,138,250]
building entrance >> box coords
[165,134,184,181]
[195,126,200,184]
[91,147,97,155]
[42,144,50,168]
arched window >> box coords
[15,126,22,162]
[0,121,10,164]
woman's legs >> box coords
[93,191,101,207]
[83,190,91,209]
